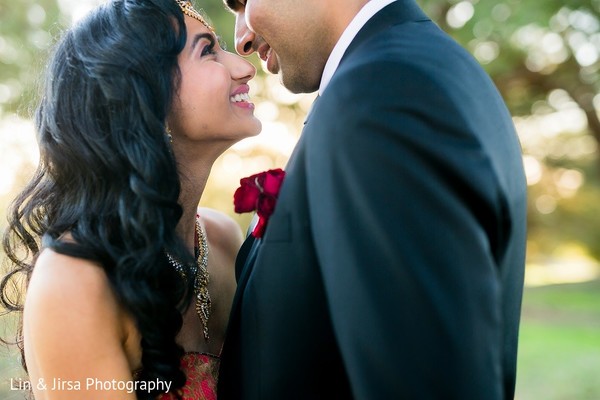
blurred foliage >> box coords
[0,0,61,118]
[517,279,600,399]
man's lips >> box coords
[257,44,271,62]
[257,42,278,74]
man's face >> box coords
[227,0,280,75]
[225,0,332,94]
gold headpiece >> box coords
[174,0,214,31]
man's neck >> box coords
[326,0,371,45]
[319,0,396,95]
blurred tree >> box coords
[0,0,62,118]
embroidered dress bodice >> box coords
[157,352,219,400]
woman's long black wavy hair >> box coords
[1,0,199,397]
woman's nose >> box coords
[228,51,256,82]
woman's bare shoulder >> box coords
[31,248,114,297]
[25,248,127,345]
[24,249,137,399]
[29,249,112,308]
[198,207,244,257]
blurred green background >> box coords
[1,0,599,399]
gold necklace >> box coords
[166,219,211,341]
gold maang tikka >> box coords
[174,0,214,31]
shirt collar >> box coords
[318,0,397,96]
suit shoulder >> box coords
[335,22,487,91]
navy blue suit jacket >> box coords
[219,1,527,398]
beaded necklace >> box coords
[166,219,211,341]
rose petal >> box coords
[263,169,286,196]
[251,217,267,238]
[234,183,260,213]
[235,169,286,238]
[246,171,263,190]
[256,194,276,218]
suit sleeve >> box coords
[306,61,507,399]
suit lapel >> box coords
[235,237,261,289]
[303,95,320,125]
[234,234,256,280]
[219,235,261,394]
[220,235,260,372]
[305,1,428,127]
[341,0,429,64]
[229,232,261,320]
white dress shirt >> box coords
[318,0,397,96]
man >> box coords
[219,0,527,398]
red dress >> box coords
[157,352,220,400]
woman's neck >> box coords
[175,157,212,250]
[172,138,235,248]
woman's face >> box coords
[168,16,261,150]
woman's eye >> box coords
[201,43,216,57]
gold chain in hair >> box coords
[174,0,214,31]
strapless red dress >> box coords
[157,352,219,400]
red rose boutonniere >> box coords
[233,168,286,238]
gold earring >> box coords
[166,127,173,144]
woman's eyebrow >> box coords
[191,33,215,51]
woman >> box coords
[0,0,260,398]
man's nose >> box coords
[235,16,255,56]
